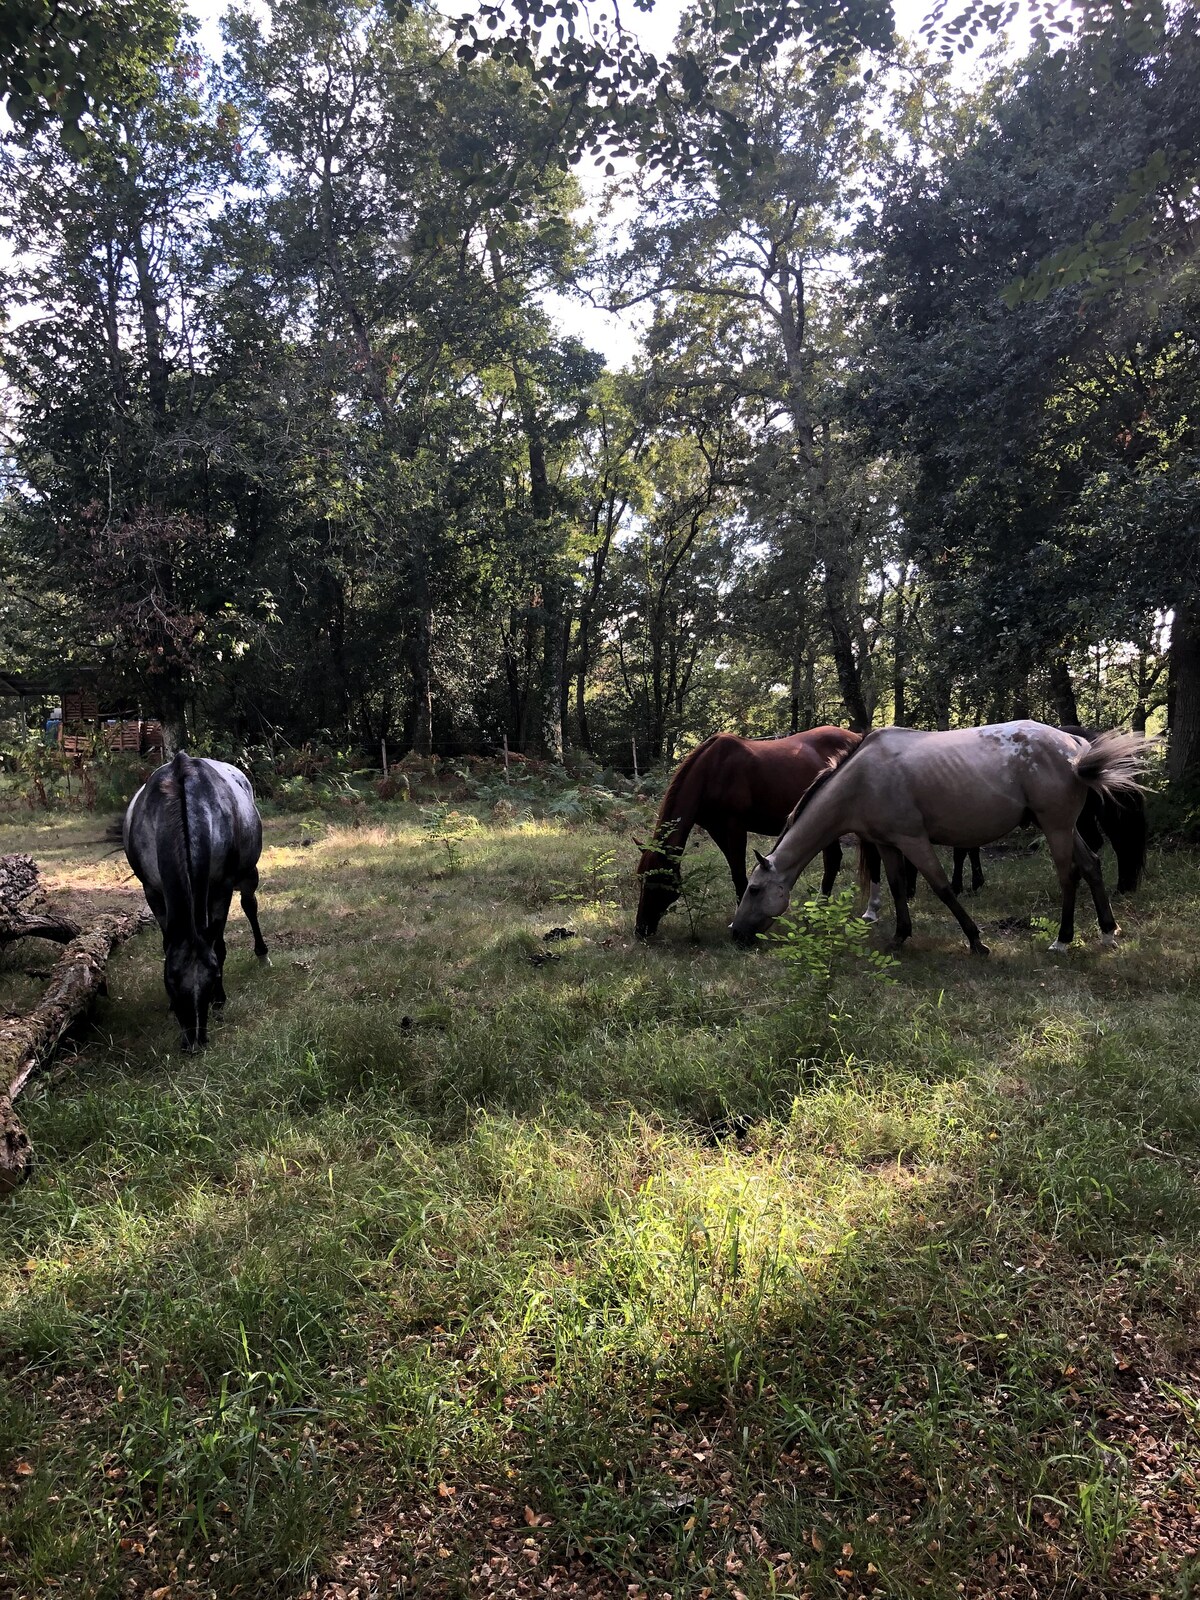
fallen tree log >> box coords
[0,905,153,1196]
[0,852,80,945]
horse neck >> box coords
[649,768,702,863]
[773,780,846,887]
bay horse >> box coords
[730,722,1149,955]
[124,752,269,1049]
[951,727,1147,896]
[635,727,871,938]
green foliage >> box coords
[771,890,899,991]
[1,0,181,139]
[421,804,482,875]
[551,846,621,908]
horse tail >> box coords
[160,751,200,942]
[1071,729,1154,802]
[1103,789,1148,892]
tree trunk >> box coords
[538,578,565,763]
[892,586,908,727]
[824,573,871,732]
[1168,596,1200,788]
[0,855,80,946]
[0,906,152,1195]
[575,614,594,756]
[409,601,434,758]
[130,224,168,418]
[1049,656,1080,726]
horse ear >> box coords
[754,849,770,870]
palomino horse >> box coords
[951,727,1147,896]
[635,727,871,938]
[730,722,1149,955]
[125,752,269,1049]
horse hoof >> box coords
[861,909,878,924]
[971,942,990,957]
[257,951,272,967]
[1099,932,1119,950]
[1048,940,1070,953]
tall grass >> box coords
[2,808,1198,1597]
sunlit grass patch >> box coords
[2,811,1199,1597]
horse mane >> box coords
[643,734,723,858]
[775,728,877,844]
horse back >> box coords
[125,755,262,925]
[696,727,860,834]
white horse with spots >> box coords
[730,722,1151,956]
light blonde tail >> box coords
[1072,729,1155,799]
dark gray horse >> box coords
[124,752,268,1049]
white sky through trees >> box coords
[184,0,1026,366]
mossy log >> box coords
[0,853,80,945]
[0,907,152,1196]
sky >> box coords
[185,0,1028,367]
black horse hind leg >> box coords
[207,893,233,1009]
[820,839,843,897]
[880,843,913,949]
[951,848,985,894]
[1074,828,1120,944]
[239,867,270,961]
[1041,824,1082,950]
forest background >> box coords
[1,0,1197,789]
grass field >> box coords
[2,800,1199,1599]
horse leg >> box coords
[820,839,843,897]
[208,894,232,1010]
[1074,828,1120,946]
[707,824,749,904]
[1042,826,1080,952]
[952,848,985,894]
[239,867,270,962]
[951,849,966,895]
[144,885,168,935]
[896,836,989,956]
[1078,803,1106,889]
[904,857,919,900]
[859,841,883,922]
[879,844,912,949]
[970,848,985,891]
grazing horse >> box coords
[635,728,870,938]
[951,727,1147,896]
[730,722,1149,956]
[124,752,269,1049]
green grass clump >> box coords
[2,811,1199,1598]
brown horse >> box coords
[730,722,1150,955]
[635,727,863,938]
